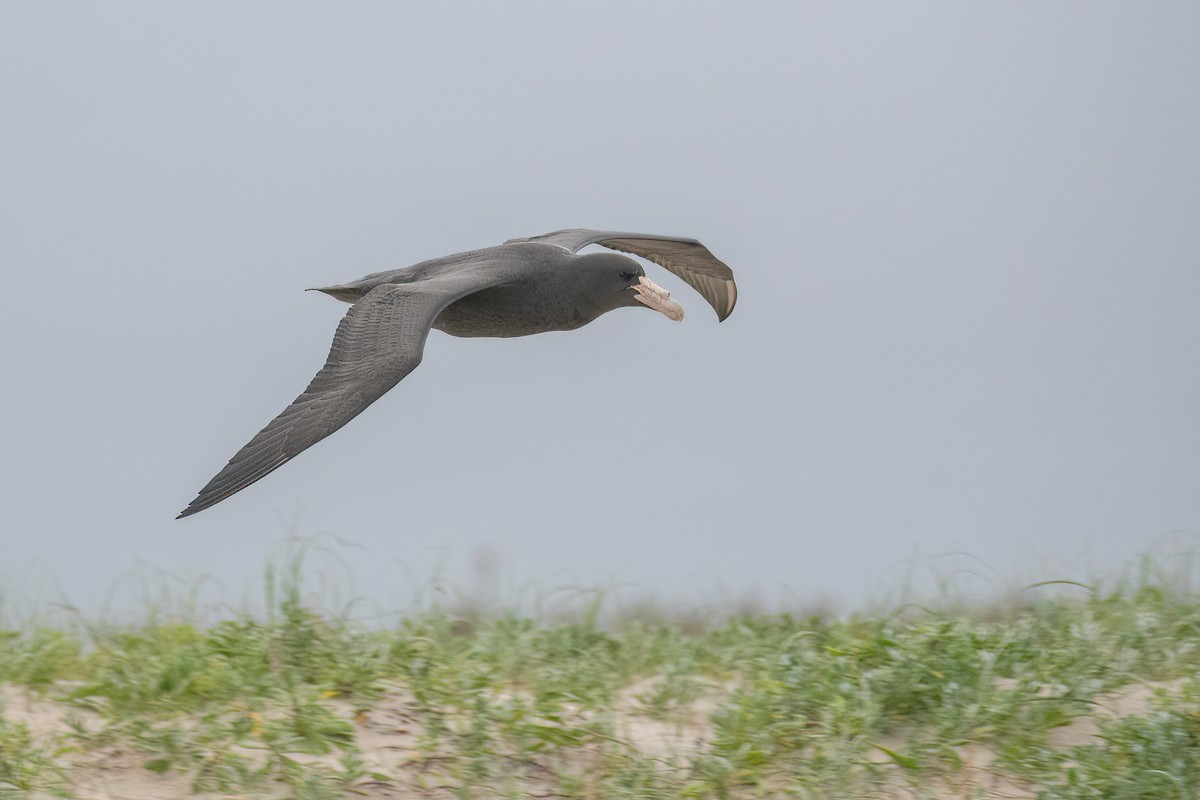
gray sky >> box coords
[2,3,1198,615]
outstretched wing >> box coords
[178,275,498,518]
[508,229,737,321]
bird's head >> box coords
[578,252,684,322]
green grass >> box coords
[2,554,1199,798]
[0,712,71,799]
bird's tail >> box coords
[306,285,363,303]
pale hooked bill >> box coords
[631,275,685,321]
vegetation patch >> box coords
[1,566,1199,798]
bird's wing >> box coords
[507,229,737,321]
[178,273,503,518]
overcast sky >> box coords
[2,3,1198,617]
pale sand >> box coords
[2,677,1192,799]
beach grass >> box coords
[1,550,1199,799]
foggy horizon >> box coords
[3,2,1198,617]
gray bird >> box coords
[177,229,737,518]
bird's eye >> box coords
[620,271,636,282]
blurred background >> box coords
[2,2,1197,617]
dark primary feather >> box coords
[506,229,738,321]
[177,273,501,518]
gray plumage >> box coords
[177,229,737,518]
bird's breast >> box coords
[432,284,590,338]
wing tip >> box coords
[176,490,220,519]
[716,281,738,322]
[176,500,203,520]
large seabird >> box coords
[177,229,737,518]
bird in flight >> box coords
[177,229,737,518]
